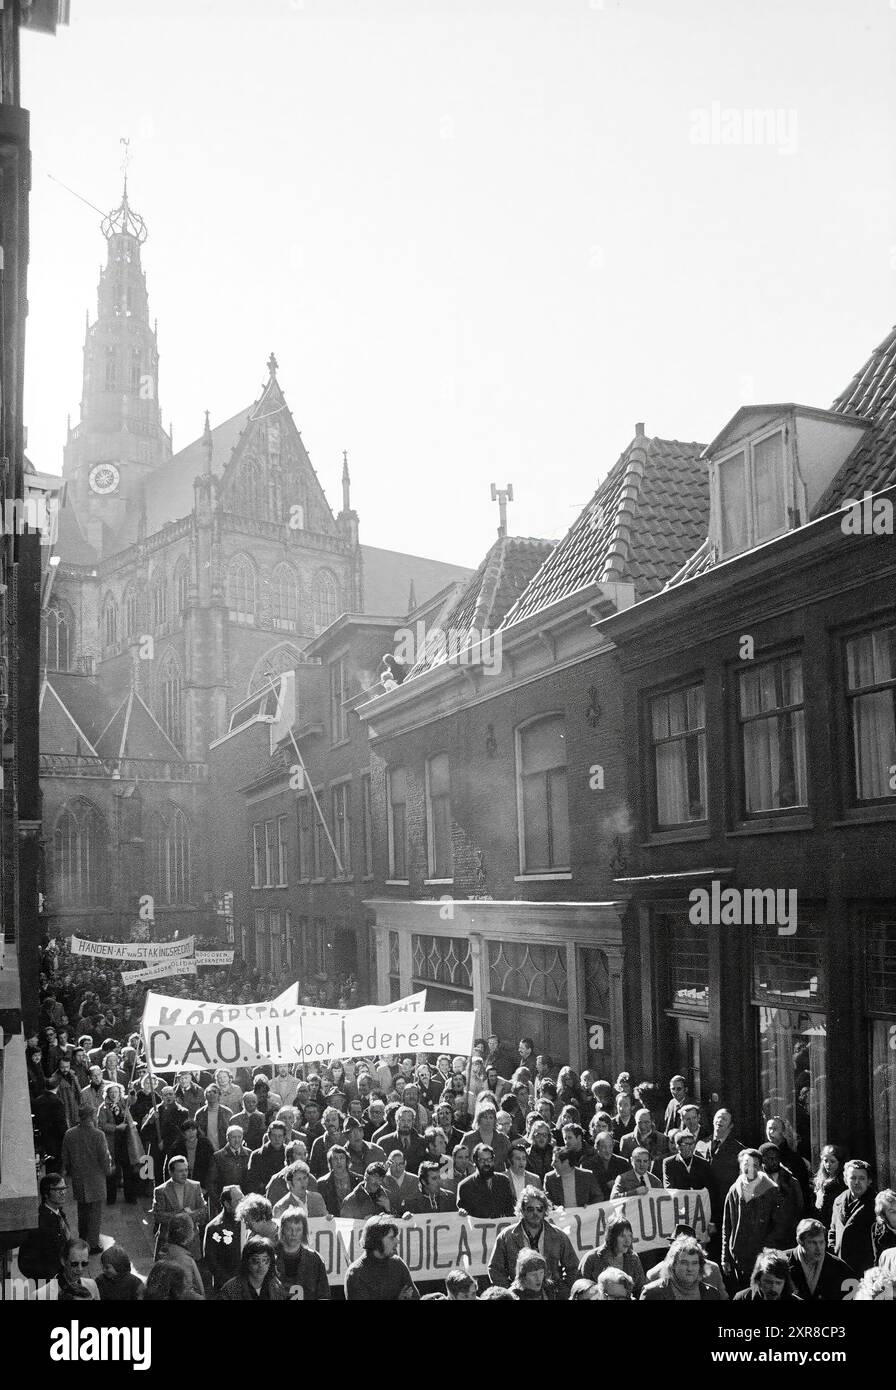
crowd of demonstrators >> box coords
[22,947,896,1301]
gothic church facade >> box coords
[39,184,470,950]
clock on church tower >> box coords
[88,462,121,495]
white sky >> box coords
[21,0,896,568]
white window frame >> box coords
[712,424,790,559]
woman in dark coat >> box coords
[812,1145,847,1230]
[97,1083,140,1203]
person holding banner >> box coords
[344,1216,419,1301]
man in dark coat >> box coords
[376,1105,428,1174]
[140,1086,188,1174]
[403,1161,458,1214]
[16,1173,71,1281]
[787,1219,857,1301]
[246,1121,289,1194]
[586,1132,629,1202]
[231,1093,266,1152]
[545,1146,599,1208]
[60,1105,112,1253]
[208,1125,252,1215]
[828,1161,876,1276]
[662,1130,717,1207]
[456,1144,515,1218]
[34,1080,68,1171]
[696,1108,746,1236]
[203,1184,244,1292]
[51,1055,82,1130]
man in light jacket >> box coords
[488,1185,578,1299]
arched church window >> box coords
[247,643,304,696]
[227,556,256,624]
[271,563,299,630]
[42,600,74,671]
[313,568,340,633]
[173,558,189,618]
[102,595,118,650]
[151,573,168,628]
[151,804,191,905]
[53,799,109,907]
[124,584,144,639]
[157,648,184,749]
[239,459,264,517]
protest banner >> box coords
[302,1189,710,1288]
[141,998,463,1073]
[120,958,198,985]
[70,935,196,962]
[295,990,426,1018]
[195,951,235,966]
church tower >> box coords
[61,173,172,556]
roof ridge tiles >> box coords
[601,434,649,584]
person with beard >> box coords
[525,1118,555,1183]
[456,1144,515,1218]
[488,1186,578,1299]
[758,1143,804,1247]
[733,1249,802,1301]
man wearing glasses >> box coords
[16,1173,71,1282]
[487,1185,579,1300]
[34,1239,100,1301]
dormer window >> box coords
[716,427,787,558]
[705,405,867,563]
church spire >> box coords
[342,449,351,512]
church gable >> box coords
[219,367,339,537]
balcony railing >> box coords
[39,753,207,782]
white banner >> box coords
[295,990,427,1018]
[71,935,196,962]
[195,951,235,966]
[303,1189,711,1287]
[141,998,466,1073]
[120,958,198,985]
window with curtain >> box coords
[716,428,787,559]
[227,556,256,623]
[271,563,299,630]
[517,715,569,872]
[388,768,408,878]
[425,753,453,878]
[332,782,352,875]
[846,624,896,802]
[53,800,109,906]
[650,684,707,828]
[739,654,806,814]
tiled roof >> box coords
[504,435,708,625]
[405,535,554,678]
[815,323,896,516]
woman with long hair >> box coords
[812,1144,847,1230]
[221,1237,287,1300]
[97,1082,139,1204]
[578,1216,646,1297]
